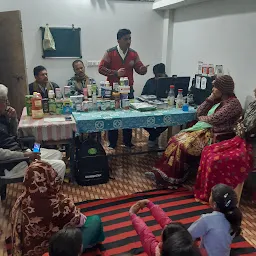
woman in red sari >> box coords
[194,90,256,203]
[146,75,242,187]
[10,161,105,256]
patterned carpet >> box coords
[0,130,256,256]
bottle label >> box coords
[32,109,43,118]
[34,100,42,108]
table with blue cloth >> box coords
[72,107,196,133]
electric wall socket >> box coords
[87,60,100,67]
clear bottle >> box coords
[176,89,184,109]
[167,85,175,107]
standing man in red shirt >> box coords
[99,29,148,149]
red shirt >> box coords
[98,46,146,87]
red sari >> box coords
[194,136,253,203]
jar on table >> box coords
[122,99,130,110]
[105,100,111,110]
[110,100,115,110]
[112,92,121,109]
[82,101,89,112]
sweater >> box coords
[98,46,146,87]
[197,96,242,133]
[130,202,171,256]
[29,81,59,98]
[0,115,21,152]
[189,211,234,256]
[131,202,207,256]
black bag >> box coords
[75,137,109,186]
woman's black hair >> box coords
[212,183,242,236]
[161,222,201,256]
[49,227,82,256]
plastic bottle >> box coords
[55,88,62,99]
[32,93,44,119]
[167,85,175,107]
[120,77,124,86]
[123,77,129,86]
[176,89,184,109]
[87,84,92,97]
[48,90,55,99]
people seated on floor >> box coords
[129,199,202,256]
[10,161,105,256]
[43,228,83,256]
[142,63,168,148]
[0,84,65,180]
[68,60,96,95]
[189,184,242,256]
[145,75,242,188]
[194,89,256,203]
[29,66,59,98]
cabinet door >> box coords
[0,10,27,118]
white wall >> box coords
[0,0,164,96]
[170,0,256,105]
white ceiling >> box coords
[153,0,211,10]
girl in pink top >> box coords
[129,199,202,256]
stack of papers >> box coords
[130,102,156,112]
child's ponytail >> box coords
[224,206,242,236]
[212,184,243,236]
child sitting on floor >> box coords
[129,199,201,256]
[43,228,83,256]
[188,184,243,256]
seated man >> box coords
[29,66,59,98]
[68,60,96,95]
[0,84,65,180]
[142,63,168,148]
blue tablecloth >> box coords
[72,107,196,133]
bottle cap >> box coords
[178,89,183,92]
[170,85,175,88]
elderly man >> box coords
[29,65,59,98]
[0,84,65,180]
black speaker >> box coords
[75,137,109,186]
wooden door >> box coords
[0,10,27,118]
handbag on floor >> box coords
[75,136,109,186]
